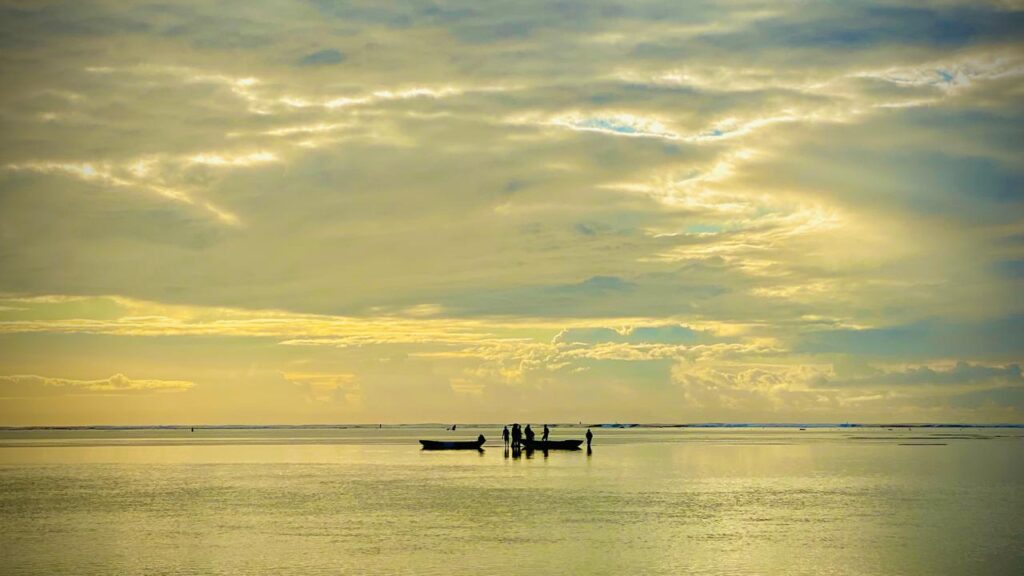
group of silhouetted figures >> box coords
[498,423,594,457]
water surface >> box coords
[1,426,1021,575]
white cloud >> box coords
[281,372,361,405]
[188,151,278,167]
[0,373,194,393]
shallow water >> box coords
[1,426,1021,575]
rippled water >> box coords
[1,426,1021,575]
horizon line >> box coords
[2,422,1022,430]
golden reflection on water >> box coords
[1,427,1022,575]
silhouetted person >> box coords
[542,424,549,442]
[502,426,510,447]
[512,423,522,448]
[452,424,457,431]
[477,434,485,445]
[524,424,535,445]
[585,427,593,449]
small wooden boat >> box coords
[523,439,583,450]
[419,439,485,450]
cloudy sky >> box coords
[1,0,1022,425]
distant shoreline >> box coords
[2,422,1022,431]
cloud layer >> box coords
[0,1,1022,424]
[0,373,194,394]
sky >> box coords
[1,0,1022,425]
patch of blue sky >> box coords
[996,260,1024,279]
[797,316,1024,359]
[685,223,725,235]
[690,126,742,142]
[562,115,678,140]
[578,118,639,135]
[555,324,705,345]
[952,386,1024,410]
[706,6,1024,51]
[298,49,345,66]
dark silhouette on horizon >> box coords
[542,424,549,442]
[586,427,593,449]
[502,425,510,447]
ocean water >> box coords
[0,426,1021,575]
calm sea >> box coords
[1,426,1021,575]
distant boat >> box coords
[523,439,583,450]
[419,439,485,450]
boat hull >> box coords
[523,439,583,450]
[419,440,485,450]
